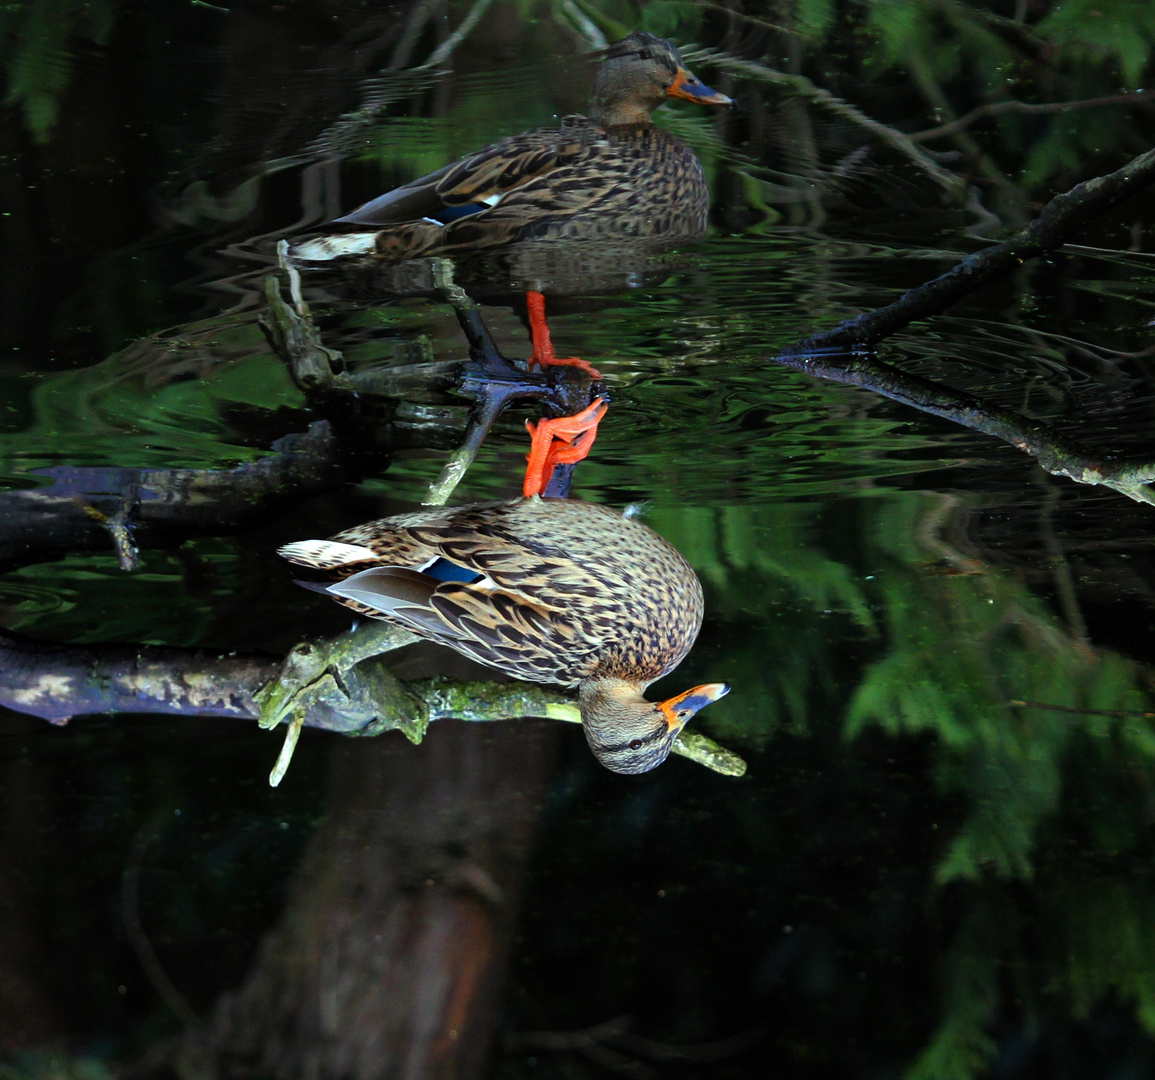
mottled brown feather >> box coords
[280,498,704,690]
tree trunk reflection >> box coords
[142,719,555,1080]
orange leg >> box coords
[525,291,602,379]
[523,397,609,498]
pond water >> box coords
[4,6,1155,1079]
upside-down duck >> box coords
[278,400,729,774]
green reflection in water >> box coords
[3,218,1154,1080]
[502,487,1155,1080]
[0,316,304,482]
[8,6,1155,1075]
[3,541,245,646]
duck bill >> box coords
[667,68,733,107]
[657,682,731,732]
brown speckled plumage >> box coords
[369,122,712,259]
[279,497,728,774]
[291,32,731,264]
[283,498,702,686]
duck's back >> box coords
[332,498,706,689]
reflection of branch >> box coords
[386,0,441,71]
[514,1014,765,1076]
[1037,477,1089,646]
[555,0,608,50]
[0,632,277,726]
[422,0,496,69]
[299,0,497,165]
[903,47,1019,217]
[776,147,1155,504]
[777,350,1155,505]
[0,422,351,572]
[700,52,966,199]
[1010,700,1155,719]
[910,90,1155,143]
[122,812,201,1033]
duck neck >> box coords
[578,677,650,716]
[588,98,656,126]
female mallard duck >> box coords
[278,496,729,774]
[291,31,732,263]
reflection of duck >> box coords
[292,31,732,264]
[291,32,731,371]
[278,496,729,774]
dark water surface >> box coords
[5,7,1155,1079]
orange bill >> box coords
[667,68,733,107]
[657,682,731,731]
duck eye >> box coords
[629,738,644,750]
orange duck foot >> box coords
[525,291,602,379]
[523,397,609,498]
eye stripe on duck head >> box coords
[594,723,668,757]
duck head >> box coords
[579,677,731,774]
[589,31,734,126]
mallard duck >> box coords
[292,31,732,263]
[290,31,732,373]
[278,495,729,774]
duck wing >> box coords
[280,506,603,687]
[326,567,590,687]
[438,125,708,247]
[334,122,592,227]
